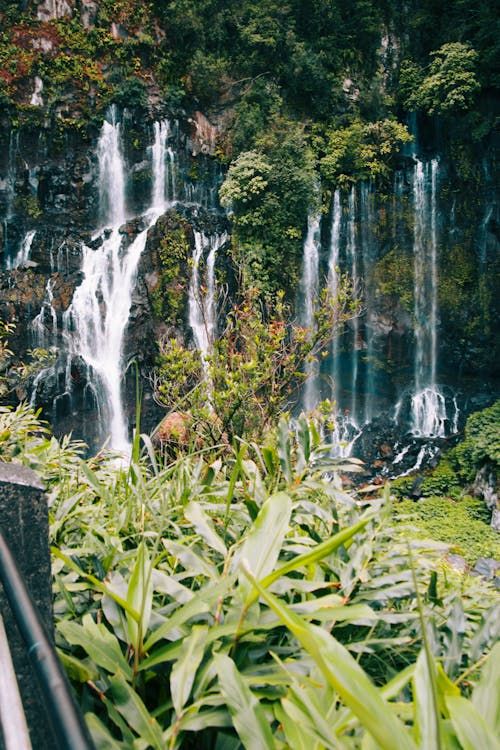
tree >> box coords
[219,121,317,297]
[400,43,480,116]
[319,118,412,186]
[153,284,357,446]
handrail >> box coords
[0,530,96,750]
[0,613,32,750]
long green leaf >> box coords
[170,625,208,715]
[164,539,218,579]
[144,574,236,650]
[185,501,227,556]
[274,704,314,750]
[57,648,99,683]
[446,696,500,750]
[85,713,127,750]
[109,673,165,750]
[281,682,344,750]
[238,491,292,602]
[52,548,141,621]
[58,615,132,679]
[214,653,277,750]
[277,418,292,483]
[241,564,416,750]
[409,545,442,750]
[80,462,112,502]
[471,642,500,735]
[295,414,311,473]
[126,541,152,651]
[413,650,442,749]
[245,510,376,607]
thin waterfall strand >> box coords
[411,159,448,437]
[301,214,321,412]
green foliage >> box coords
[394,495,500,565]
[0,320,56,399]
[110,76,148,110]
[0,399,498,747]
[185,50,231,104]
[374,245,414,312]
[449,400,500,482]
[150,222,191,325]
[229,77,283,155]
[1,402,497,748]
[319,118,412,187]
[155,285,356,442]
[220,120,317,296]
[219,150,272,211]
[401,43,480,116]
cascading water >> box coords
[360,182,377,424]
[151,120,177,207]
[410,158,450,437]
[151,120,168,209]
[300,214,321,412]
[328,190,342,404]
[2,132,17,265]
[346,186,359,422]
[62,110,170,451]
[6,229,36,269]
[188,230,228,373]
[31,278,57,349]
[327,191,358,456]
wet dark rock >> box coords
[81,0,99,28]
[380,442,393,458]
[472,558,500,589]
[446,554,470,573]
[410,475,424,498]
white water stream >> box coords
[62,113,170,451]
[410,158,449,437]
[300,214,321,412]
[6,229,36,269]
[188,230,228,375]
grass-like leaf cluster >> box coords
[0,404,498,749]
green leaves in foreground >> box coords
[241,564,417,750]
[236,491,292,602]
[214,653,277,750]
[46,413,500,750]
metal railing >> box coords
[0,530,96,750]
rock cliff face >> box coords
[0,109,230,449]
[0,106,498,455]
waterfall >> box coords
[328,190,342,405]
[410,158,448,437]
[97,110,126,226]
[2,133,17,266]
[478,203,494,270]
[151,120,177,207]
[300,214,321,412]
[328,190,355,456]
[346,186,359,423]
[360,182,376,424]
[31,278,57,349]
[62,110,167,452]
[151,121,168,208]
[6,230,36,270]
[188,231,227,374]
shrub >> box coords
[394,494,500,564]
[449,399,500,482]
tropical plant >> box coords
[154,285,357,444]
[2,411,485,749]
[319,118,412,187]
[400,43,480,116]
[0,402,498,747]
